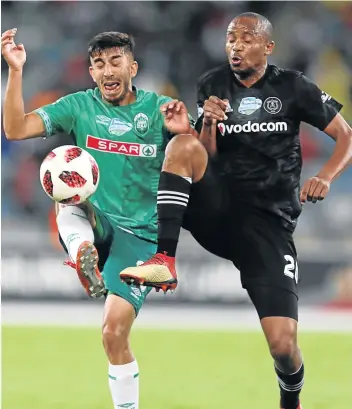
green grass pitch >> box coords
[2,326,352,409]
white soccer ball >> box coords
[40,145,100,205]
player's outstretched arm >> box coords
[300,113,352,203]
[2,28,45,140]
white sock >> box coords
[108,360,139,409]
[56,204,94,262]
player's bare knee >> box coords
[102,315,132,364]
[268,330,297,361]
[102,295,135,362]
[102,320,129,351]
[164,134,207,180]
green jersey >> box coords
[36,87,183,242]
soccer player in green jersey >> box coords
[2,28,195,408]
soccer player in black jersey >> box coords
[120,12,352,409]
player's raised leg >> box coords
[56,202,106,298]
[103,294,139,409]
[120,134,208,291]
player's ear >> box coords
[89,66,97,83]
[265,41,275,56]
[130,61,138,79]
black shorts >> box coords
[182,162,300,301]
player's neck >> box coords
[114,89,136,106]
[235,63,267,88]
[104,88,137,106]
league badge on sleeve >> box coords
[197,104,204,118]
[321,91,331,103]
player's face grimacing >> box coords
[89,47,138,104]
[225,17,274,78]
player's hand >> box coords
[300,176,331,204]
[203,96,229,125]
[1,28,26,71]
[160,100,192,135]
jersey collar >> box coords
[231,64,272,89]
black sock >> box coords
[157,171,191,257]
[275,363,304,409]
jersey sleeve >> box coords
[34,94,77,137]
[196,79,208,118]
[195,78,208,133]
[295,74,343,131]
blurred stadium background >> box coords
[2,1,352,409]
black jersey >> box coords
[195,64,343,230]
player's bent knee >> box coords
[164,134,208,181]
[102,322,130,356]
[265,323,297,359]
[165,134,206,160]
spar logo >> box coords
[86,135,157,157]
[218,121,288,136]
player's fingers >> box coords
[300,189,307,203]
[165,111,174,120]
[160,100,178,113]
[1,34,14,43]
[160,104,173,113]
[204,101,228,120]
[175,101,185,112]
[204,110,224,122]
[1,29,17,45]
[204,106,227,121]
[309,180,324,203]
[1,38,14,48]
[1,28,17,39]
[307,179,318,202]
[318,184,330,201]
[17,43,25,51]
[310,183,322,203]
[2,28,17,36]
[300,181,311,203]
[204,100,220,110]
[209,95,227,111]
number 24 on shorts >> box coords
[284,255,299,284]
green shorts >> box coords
[93,207,155,315]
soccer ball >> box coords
[40,145,100,205]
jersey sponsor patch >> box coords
[218,120,288,135]
[108,118,133,136]
[238,97,262,115]
[95,116,133,136]
[86,135,157,157]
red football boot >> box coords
[64,241,105,298]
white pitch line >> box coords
[2,302,352,333]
